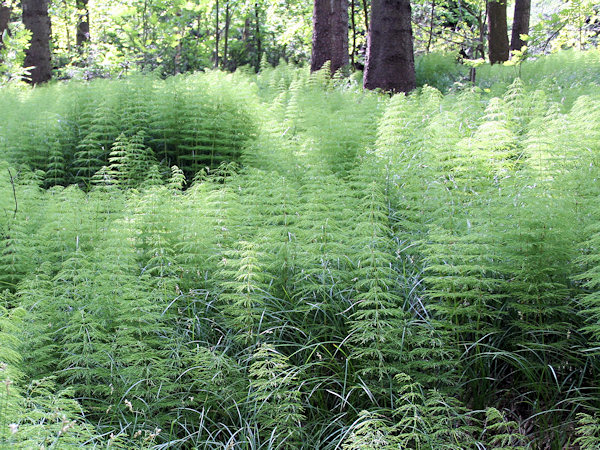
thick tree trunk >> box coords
[0,4,10,40]
[310,0,331,72]
[310,0,349,73]
[487,0,509,64]
[363,0,415,93]
[76,0,90,47]
[23,0,52,84]
[331,0,348,72]
[510,0,530,51]
[0,3,10,60]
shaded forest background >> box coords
[0,0,599,85]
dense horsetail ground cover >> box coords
[2,50,600,448]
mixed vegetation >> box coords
[0,49,599,448]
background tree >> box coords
[215,0,220,67]
[310,0,348,73]
[363,0,415,93]
[488,0,509,63]
[75,0,89,48]
[0,1,10,64]
[253,2,262,71]
[0,1,10,44]
[511,0,530,51]
[222,0,231,69]
[22,0,51,83]
[6,0,599,82]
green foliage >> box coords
[248,344,305,447]
[0,22,31,86]
[415,51,466,92]
[0,73,258,188]
[1,54,600,448]
[482,407,528,449]
[575,413,600,449]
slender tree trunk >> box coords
[76,0,89,47]
[223,1,230,69]
[214,0,219,68]
[254,3,261,71]
[174,42,181,74]
[510,0,530,51]
[363,0,415,93]
[60,0,72,52]
[361,0,369,31]
[350,0,356,67]
[141,0,148,68]
[478,10,485,58]
[426,0,435,53]
[487,0,509,64]
[242,15,251,60]
[23,0,52,84]
[310,0,349,73]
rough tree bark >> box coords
[0,3,10,63]
[310,0,349,73]
[363,0,415,93]
[76,0,90,47]
[23,0,52,84]
[487,0,509,63]
[510,0,530,51]
[0,3,10,41]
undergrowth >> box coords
[1,50,600,448]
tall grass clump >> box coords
[0,72,258,188]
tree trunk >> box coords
[242,16,253,65]
[76,0,89,47]
[23,0,52,84]
[487,0,509,64]
[363,0,415,93]
[350,0,356,67]
[510,0,530,51]
[254,3,261,72]
[477,11,485,59]
[331,0,348,72]
[0,4,10,41]
[426,0,435,53]
[0,3,10,61]
[310,0,349,73]
[223,1,230,69]
[214,0,219,68]
[310,0,331,72]
[361,0,369,31]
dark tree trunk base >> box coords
[511,0,531,51]
[488,0,509,64]
[310,0,349,74]
[23,0,52,84]
[363,0,415,93]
